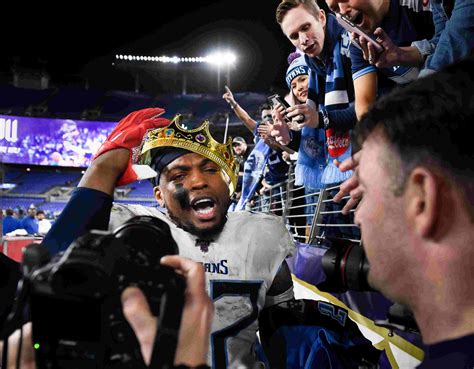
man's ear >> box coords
[405,167,440,239]
[319,9,327,28]
[154,186,165,208]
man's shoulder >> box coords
[419,333,474,369]
[395,0,427,13]
[109,203,168,231]
[226,211,294,260]
[226,211,292,243]
[228,210,285,224]
[4,217,19,224]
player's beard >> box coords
[167,207,228,239]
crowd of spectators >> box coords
[2,206,52,236]
[219,0,473,244]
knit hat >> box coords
[285,52,309,88]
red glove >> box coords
[93,108,170,186]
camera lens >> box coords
[319,239,372,292]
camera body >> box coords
[317,237,419,333]
[27,216,185,369]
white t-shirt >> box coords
[38,218,52,235]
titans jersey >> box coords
[109,204,295,369]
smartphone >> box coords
[268,94,290,110]
[335,13,384,53]
[267,94,304,124]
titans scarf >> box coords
[301,14,355,187]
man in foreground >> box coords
[349,57,474,367]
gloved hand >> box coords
[93,108,170,186]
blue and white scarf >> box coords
[299,14,354,187]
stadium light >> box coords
[114,51,237,66]
[205,51,237,66]
[114,50,238,93]
[204,50,237,92]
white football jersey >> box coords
[109,204,294,368]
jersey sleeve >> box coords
[41,187,113,255]
[350,43,377,80]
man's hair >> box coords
[259,103,271,113]
[37,210,45,216]
[6,208,14,216]
[355,57,474,207]
[276,0,321,24]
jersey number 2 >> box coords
[210,280,263,368]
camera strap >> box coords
[149,273,186,368]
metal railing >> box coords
[249,164,361,245]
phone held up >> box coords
[335,13,384,53]
[267,94,304,124]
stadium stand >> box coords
[3,167,25,183]
[0,85,54,116]
[37,201,69,214]
[99,90,155,121]
[1,196,45,210]
[47,86,104,119]
[7,169,81,194]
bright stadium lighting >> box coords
[205,51,237,66]
[224,51,236,65]
[115,51,237,67]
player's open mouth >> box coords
[191,197,217,220]
[353,12,364,27]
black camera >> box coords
[317,237,419,333]
[4,216,185,369]
[317,237,371,293]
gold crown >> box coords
[140,114,240,195]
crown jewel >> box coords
[140,114,239,194]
